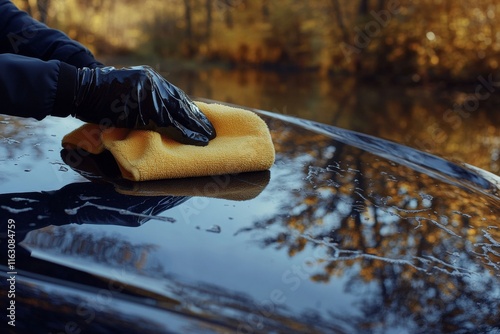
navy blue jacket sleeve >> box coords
[0,53,77,120]
[0,0,102,68]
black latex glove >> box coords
[72,66,216,146]
[0,182,188,235]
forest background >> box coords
[12,0,500,83]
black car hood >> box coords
[1,100,499,333]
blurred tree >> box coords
[377,0,386,11]
[358,0,369,15]
[37,0,50,23]
[19,0,32,15]
[14,0,50,23]
[205,0,212,47]
[331,0,350,45]
[183,0,195,57]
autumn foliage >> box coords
[13,0,500,82]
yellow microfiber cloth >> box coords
[62,102,275,181]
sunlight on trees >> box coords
[13,0,500,81]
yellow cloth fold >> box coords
[62,102,275,181]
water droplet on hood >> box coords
[64,208,78,215]
[206,225,221,233]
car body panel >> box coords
[1,101,499,333]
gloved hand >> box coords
[72,66,216,146]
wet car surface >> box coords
[1,100,499,333]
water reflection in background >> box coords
[160,67,500,175]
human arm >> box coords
[0,0,102,68]
[0,1,215,145]
[0,54,215,145]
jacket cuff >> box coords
[52,61,77,117]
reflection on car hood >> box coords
[1,100,499,333]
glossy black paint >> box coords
[0,101,499,333]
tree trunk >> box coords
[378,0,387,11]
[37,0,51,24]
[262,1,269,20]
[205,0,212,45]
[21,0,33,16]
[358,0,369,16]
[224,2,234,29]
[330,0,350,44]
[183,0,195,56]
